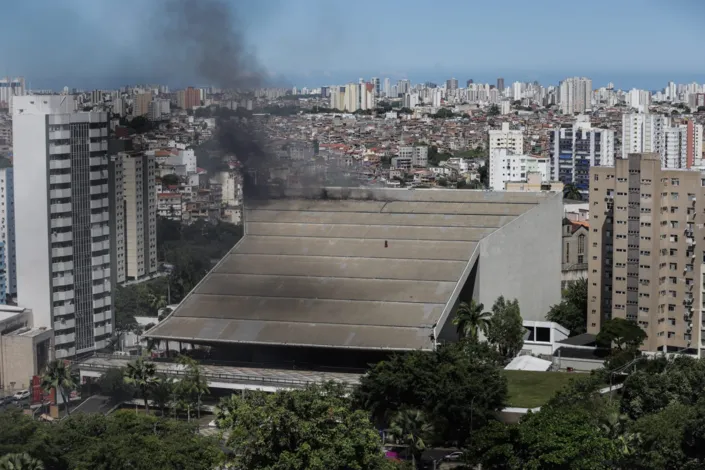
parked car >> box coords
[12,390,30,401]
[442,451,464,461]
[0,395,14,406]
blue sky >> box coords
[3,0,705,90]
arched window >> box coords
[578,234,585,254]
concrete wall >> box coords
[552,356,604,372]
[0,330,53,392]
[477,192,562,322]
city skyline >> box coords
[2,0,704,91]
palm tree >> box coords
[151,376,174,417]
[387,409,434,469]
[563,183,583,201]
[41,360,76,417]
[0,453,44,470]
[177,356,210,419]
[452,300,491,341]
[123,357,158,413]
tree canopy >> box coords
[216,382,394,470]
[596,318,647,351]
[485,296,525,359]
[546,278,588,335]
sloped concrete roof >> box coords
[146,187,552,351]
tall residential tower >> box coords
[13,95,113,358]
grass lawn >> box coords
[503,370,580,408]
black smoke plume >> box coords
[158,0,357,200]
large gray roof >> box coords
[146,187,553,351]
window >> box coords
[566,243,570,263]
[578,255,584,264]
[672,178,680,186]
[577,234,585,254]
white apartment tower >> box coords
[622,113,670,161]
[13,95,113,358]
[559,77,592,115]
[489,122,524,155]
[0,169,16,299]
[110,152,157,284]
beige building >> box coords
[0,306,53,394]
[505,172,564,192]
[133,92,152,117]
[110,152,157,284]
[562,219,589,290]
[588,152,704,353]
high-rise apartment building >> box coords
[549,117,615,191]
[446,78,458,91]
[343,83,359,112]
[559,77,592,115]
[13,95,113,358]
[489,122,523,156]
[512,82,522,100]
[109,152,157,284]
[588,152,705,353]
[0,242,6,304]
[622,113,670,161]
[177,87,201,110]
[0,169,16,300]
[371,77,380,96]
[497,78,505,93]
[133,92,152,117]
[0,77,26,112]
[383,78,391,97]
[489,150,549,190]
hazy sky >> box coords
[3,0,705,90]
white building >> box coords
[343,83,359,112]
[215,170,243,208]
[500,100,511,115]
[489,149,549,191]
[626,88,651,112]
[512,81,522,100]
[489,122,523,156]
[0,168,17,298]
[0,169,16,299]
[13,95,112,358]
[399,146,428,168]
[559,77,592,115]
[622,113,670,160]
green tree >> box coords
[0,453,44,470]
[452,300,491,340]
[41,360,76,416]
[354,342,507,445]
[123,357,158,413]
[563,183,583,200]
[487,104,500,116]
[597,318,647,351]
[0,410,59,466]
[52,411,222,470]
[160,173,180,186]
[387,409,434,469]
[98,368,135,405]
[217,382,393,470]
[546,278,588,335]
[623,403,690,470]
[151,376,175,417]
[176,356,210,420]
[485,296,525,359]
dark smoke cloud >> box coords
[155,0,356,200]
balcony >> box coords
[89,141,107,152]
[90,199,108,210]
[90,155,106,166]
[49,144,70,155]
[90,184,108,195]
[92,283,106,295]
[49,129,70,140]
[48,115,70,126]
[52,246,73,258]
[91,240,110,252]
[52,290,75,303]
[55,347,77,359]
[52,261,73,272]
[90,213,106,224]
[49,174,71,185]
[50,188,72,199]
[54,318,75,331]
[52,274,74,287]
[90,171,107,180]
[91,225,109,237]
[89,128,107,138]
[54,332,76,345]
[51,232,72,243]
[49,159,71,170]
[94,311,107,322]
[54,304,75,317]
[50,217,72,229]
[51,202,72,214]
